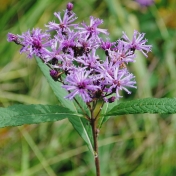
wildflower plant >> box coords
[2,2,176,175]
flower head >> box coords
[76,16,109,40]
[46,9,77,32]
[121,30,152,57]
[97,61,136,99]
[62,69,100,102]
[74,49,100,69]
[105,65,136,99]
[18,28,51,58]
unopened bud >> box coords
[67,2,73,11]
[7,33,21,45]
[50,70,58,81]
[108,96,116,103]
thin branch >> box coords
[73,96,90,121]
[95,101,105,120]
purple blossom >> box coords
[108,50,134,65]
[74,49,100,69]
[135,0,154,7]
[46,9,78,32]
[76,34,100,53]
[62,69,100,102]
[121,30,152,57]
[104,65,136,99]
[97,58,117,78]
[18,28,51,58]
[109,41,136,64]
[101,40,114,51]
[42,39,63,64]
[60,54,75,71]
[76,16,109,40]
[59,30,77,51]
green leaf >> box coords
[106,98,176,116]
[0,104,82,128]
[36,58,93,152]
[68,117,94,154]
[36,58,77,112]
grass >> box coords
[0,0,176,175]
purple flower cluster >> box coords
[135,0,154,7]
[7,2,152,103]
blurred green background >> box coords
[0,0,176,175]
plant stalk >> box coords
[91,117,100,176]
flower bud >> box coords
[50,70,58,81]
[107,96,116,103]
[7,33,21,45]
[67,2,73,11]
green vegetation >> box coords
[0,0,176,175]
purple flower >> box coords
[104,65,137,99]
[101,40,114,51]
[121,30,152,57]
[42,39,63,64]
[18,28,51,58]
[135,0,154,7]
[60,54,75,71]
[59,30,77,51]
[46,9,78,32]
[62,69,100,102]
[76,33,100,53]
[76,16,109,39]
[74,49,100,69]
[109,41,136,64]
[97,58,116,78]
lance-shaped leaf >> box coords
[0,104,82,128]
[68,117,94,154]
[36,58,77,112]
[106,98,176,116]
[36,58,94,154]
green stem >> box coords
[95,101,105,120]
[73,96,90,121]
[91,112,100,176]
